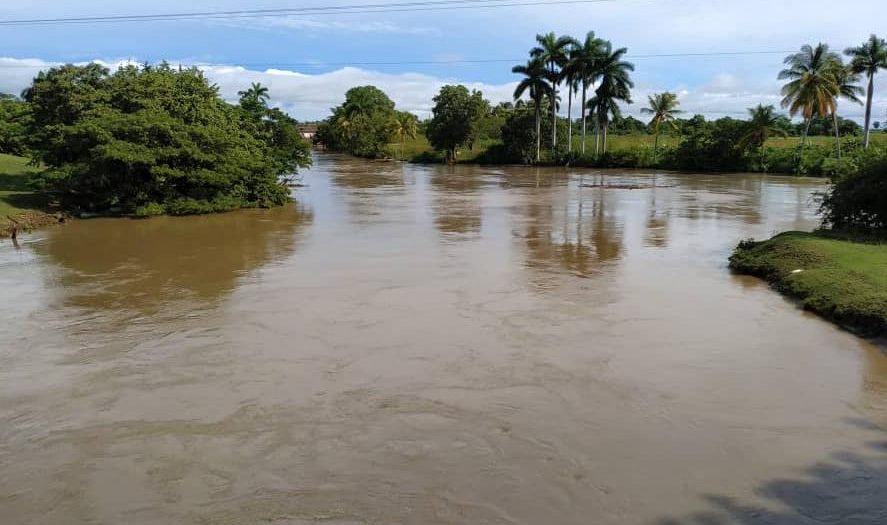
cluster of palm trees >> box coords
[778,35,886,156]
[513,33,886,164]
[513,32,634,162]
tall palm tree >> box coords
[569,32,606,154]
[513,58,550,163]
[563,44,581,153]
[531,32,577,157]
[845,34,887,148]
[391,111,418,160]
[779,43,841,149]
[741,104,789,168]
[589,43,634,156]
[641,92,682,156]
[830,64,864,158]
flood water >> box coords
[2,154,886,525]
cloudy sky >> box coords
[0,0,885,122]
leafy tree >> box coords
[641,91,682,155]
[589,42,634,155]
[845,34,887,148]
[0,93,31,155]
[673,116,750,171]
[391,111,418,160]
[425,85,489,164]
[531,32,577,156]
[822,151,887,234]
[24,63,304,215]
[321,85,398,158]
[512,58,549,162]
[607,115,648,135]
[779,44,842,149]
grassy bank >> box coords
[729,232,887,337]
[0,153,59,238]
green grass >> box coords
[0,153,46,217]
[396,132,887,165]
[730,231,887,336]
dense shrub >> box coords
[821,151,887,235]
[23,63,308,214]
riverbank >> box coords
[730,232,887,337]
[0,153,62,238]
[396,132,887,176]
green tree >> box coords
[323,85,398,158]
[569,32,606,154]
[531,32,577,157]
[512,58,550,162]
[391,111,418,160]
[741,104,788,151]
[0,93,31,155]
[844,34,887,148]
[830,63,864,158]
[425,85,489,164]
[24,63,302,215]
[779,43,841,149]
[237,82,270,116]
[589,42,634,156]
[641,91,682,156]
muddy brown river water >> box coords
[1,154,886,525]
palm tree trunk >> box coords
[551,89,558,158]
[832,111,842,159]
[602,122,609,154]
[567,83,573,153]
[654,129,660,158]
[594,116,601,158]
[580,81,588,155]
[535,102,541,163]
[864,73,874,149]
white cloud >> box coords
[1,57,885,124]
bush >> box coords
[23,63,299,214]
[821,151,887,235]
[134,202,165,217]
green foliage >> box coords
[730,232,887,336]
[320,85,398,158]
[425,85,489,163]
[821,150,887,234]
[670,116,750,171]
[0,94,31,155]
[22,63,307,215]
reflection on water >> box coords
[34,206,313,314]
[1,154,885,525]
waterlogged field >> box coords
[1,155,886,525]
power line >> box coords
[0,49,796,69]
[0,0,621,26]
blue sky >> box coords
[1,0,885,121]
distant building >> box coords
[299,124,319,140]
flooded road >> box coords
[2,154,886,525]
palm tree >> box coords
[830,64,864,158]
[563,44,581,153]
[238,82,270,111]
[641,92,682,156]
[589,42,634,156]
[513,58,550,163]
[845,34,887,148]
[779,43,841,149]
[531,32,578,157]
[391,112,418,160]
[741,105,789,168]
[569,32,606,154]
